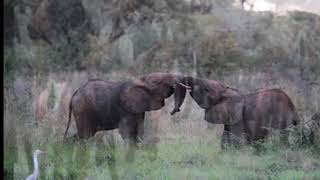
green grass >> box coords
[7,138,320,180]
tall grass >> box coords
[3,71,320,180]
[9,136,320,180]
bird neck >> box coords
[32,154,39,177]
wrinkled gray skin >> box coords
[181,76,300,149]
[64,72,186,163]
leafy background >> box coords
[4,0,320,179]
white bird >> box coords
[26,149,45,180]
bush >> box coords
[4,47,34,86]
[47,38,90,71]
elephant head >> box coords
[181,76,244,125]
[120,72,187,115]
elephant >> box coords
[180,76,300,148]
[64,72,187,157]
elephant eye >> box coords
[204,87,210,92]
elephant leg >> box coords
[126,139,137,163]
[229,128,241,148]
[139,113,158,160]
[74,112,97,140]
[63,134,79,144]
[106,138,119,180]
[118,116,140,163]
[222,122,245,149]
[229,122,245,148]
[279,129,290,146]
[221,125,231,150]
[106,150,119,180]
[137,114,145,143]
[94,133,119,180]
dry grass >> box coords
[4,71,320,179]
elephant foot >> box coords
[221,142,229,150]
[221,137,241,150]
[139,137,159,161]
[221,142,236,150]
[63,134,79,144]
[146,144,158,161]
[105,154,119,180]
[125,147,136,163]
[252,143,268,155]
[110,171,119,180]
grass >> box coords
[4,72,320,180]
[7,135,320,180]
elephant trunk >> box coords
[181,76,195,89]
[170,76,188,115]
[170,76,197,115]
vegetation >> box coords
[7,132,320,179]
[4,0,320,179]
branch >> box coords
[306,81,320,87]
[21,0,39,8]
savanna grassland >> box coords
[4,71,320,180]
[4,0,320,179]
[10,137,320,180]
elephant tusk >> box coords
[170,108,180,115]
[179,83,192,90]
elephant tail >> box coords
[63,99,73,139]
[64,89,78,139]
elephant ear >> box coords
[120,80,164,113]
[205,88,244,125]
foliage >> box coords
[4,1,320,80]
[289,11,320,23]
[3,1,320,179]
[4,47,34,86]
[4,48,19,85]
[46,37,91,71]
[6,136,320,180]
